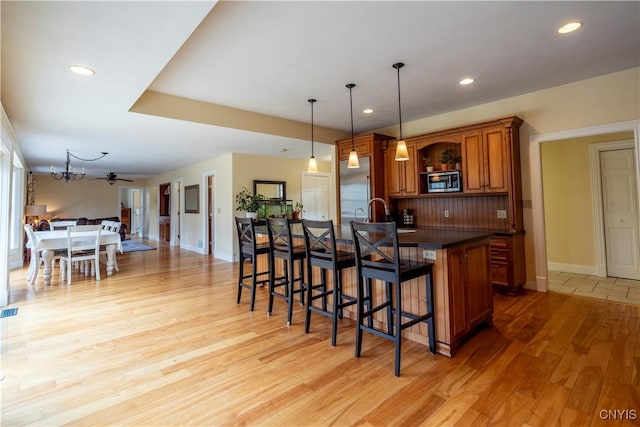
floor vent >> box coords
[0,308,18,318]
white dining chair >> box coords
[49,220,78,230]
[24,224,42,285]
[99,222,121,273]
[60,225,102,285]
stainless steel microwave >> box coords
[426,170,462,193]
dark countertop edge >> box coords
[334,226,495,250]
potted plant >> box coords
[292,202,304,220]
[235,187,264,219]
[453,155,462,170]
[440,149,455,171]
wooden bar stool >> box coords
[350,221,436,376]
[235,217,271,311]
[266,218,306,326]
[301,219,357,346]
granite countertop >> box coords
[254,219,502,249]
[334,225,494,249]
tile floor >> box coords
[548,270,640,305]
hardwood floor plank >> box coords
[3,241,639,426]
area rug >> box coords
[121,240,156,253]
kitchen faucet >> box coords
[354,207,365,222]
[367,198,390,222]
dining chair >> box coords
[100,220,114,230]
[99,222,121,273]
[59,225,102,285]
[350,221,436,376]
[49,220,78,230]
[24,224,42,285]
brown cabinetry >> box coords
[385,141,418,197]
[446,239,492,351]
[461,126,509,193]
[490,233,526,294]
[120,208,131,234]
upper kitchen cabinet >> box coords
[462,125,510,193]
[385,140,418,197]
[337,133,393,223]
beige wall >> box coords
[142,151,332,261]
[375,67,640,285]
[34,175,145,220]
[542,132,634,270]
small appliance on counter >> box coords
[399,208,415,228]
[425,170,462,193]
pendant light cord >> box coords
[393,62,405,141]
[347,83,356,150]
[308,98,316,157]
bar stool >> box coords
[301,219,357,346]
[350,221,436,376]
[235,217,271,311]
[266,218,306,326]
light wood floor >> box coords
[3,241,639,426]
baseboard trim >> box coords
[547,262,602,277]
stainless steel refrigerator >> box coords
[339,156,370,224]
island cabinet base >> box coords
[324,238,493,358]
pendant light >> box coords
[307,98,318,173]
[346,83,360,168]
[393,62,410,161]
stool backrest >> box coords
[266,218,294,255]
[235,217,259,252]
[350,221,400,283]
[301,219,338,263]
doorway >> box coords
[301,172,330,220]
[159,183,171,242]
[530,119,640,292]
[594,143,639,280]
[206,173,215,255]
[119,186,144,239]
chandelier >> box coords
[50,149,108,182]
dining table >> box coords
[26,229,122,286]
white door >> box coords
[301,172,330,221]
[601,148,640,279]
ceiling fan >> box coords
[93,172,134,185]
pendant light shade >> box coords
[393,62,409,161]
[346,83,360,169]
[307,98,318,173]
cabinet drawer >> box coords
[491,263,509,285]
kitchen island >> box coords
[254,221,494,357]
[329,226,493,357]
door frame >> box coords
[589,140,637,277]
[529,119,640,292]
[202,169,216,256]
[118,186,145,238]
[171,178,183,247]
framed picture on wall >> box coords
[184,184,199,214]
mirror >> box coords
[253,180,286,201]
[184,184,199,213]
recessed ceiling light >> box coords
[363,108,374,114]
[558,21,583,34]
[69,65,95,76]
[459,78,474,85]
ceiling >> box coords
[2,1,639,179]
